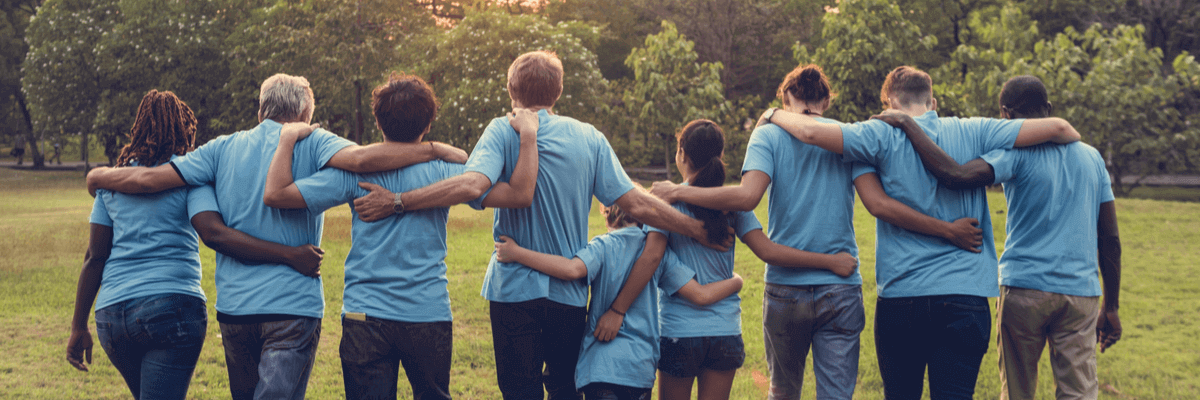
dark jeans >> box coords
[95,293,207,400]
[490,299,587,400]
[219,317,321,400]
[340,317,452,400]
[581,382,651,400]
[875,295,991,400]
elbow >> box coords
[512,191,534,208]
[1057,119,1081,143]
[566,266,587,281]
[732,192,759,212]
[263,192,286,209]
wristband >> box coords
[609,307,625,317]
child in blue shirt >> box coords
[495,203,744,400]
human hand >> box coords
[280,122,320,142]
[494,236,523,263]
[945,217,983,253]
[730,272,744,291]
[508,108,539,141]
[353,182,397,222]
[289,244,324,278]
[592,309,625,342]
[432,142,468,164]
[85,167,111,197]
[649,180,681,203]
[1097,309,1122,352]
[869,110,912,128]
[66,329,93,372]
[828,252,859,277]
[755,108,777,129]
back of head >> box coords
[507,51,564,108]
[778,64,835,106]
[677,119,730,245]
[372,72,439,143]
[259,73,315,123]
[880,66,933,109]
[117,89,197,167]
[999,75,1051,119]
[603,203,640,229]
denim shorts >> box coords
[658,335,745,378]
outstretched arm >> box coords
[615,189,731,252]
[872,111,996,190]
[191,211,325,277]
[650,171,770,212]
[493,235,587,281]
[326,141,467,173]
[482,108,540,208]
[740,229,858,277]
[1096,200,1122,352]
[591,232,667,342]
[353,172,492,222]
[67,224,112,372]
[761,108,845,154]
[1013,118,1080,147]
[854,172,984,252]
[675,273,744,306]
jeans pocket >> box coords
[941,297,991,355]
[764,284,799,304]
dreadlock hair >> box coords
[116,90,197,168]
[677,119,732,246]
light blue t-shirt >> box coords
[840,111,1023,298]
[646,203,760,337]
[171,119,355,318]
[573,227,695,390]
[981,142,1114,297]
[293,161,466,322]
[742,120,864,286]
[466,109,637,307]
[89,157,218,310]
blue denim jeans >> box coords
[762,283,864,400]
[95,293,207,400]
[875,295,991,400]
[219,317,321,400]
[490,299,586,400]
[581,382,651,400]
[658,335,745,377]
[340,317,452,400]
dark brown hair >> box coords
[116,90,196,167]
[880,66,933,108]
[507,51,564,108]
[372,72,439,143]
[677,119,731,245]
[778,64,836,106]
[998,75,1051,118]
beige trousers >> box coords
[997,286,1101,400]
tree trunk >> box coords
[664,134,672,181]
[353,80,365,144]
[15,91,44,168]
[81,131,89,170]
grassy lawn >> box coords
[1,168,1197,399]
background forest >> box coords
[2,0,1199,193]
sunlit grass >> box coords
[1,169,1197,399]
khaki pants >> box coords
[997,286,1100,400]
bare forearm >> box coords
[263,135,300,207]
[71,259,104,331]
[402,172,490,211]
[328,142,439,173]
[86,165,185,195]
[1098,202,1121,311]
[755,242,839,270]
[772,111,844,154]
[698,277,743,305]
[194,213,299,267]
[673,185,760,212]
[480,135,538,208]
[508,248,585,281]
[608,233,666,313]
[898,118,993,189]
[619,190,706,242]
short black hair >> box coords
[372,72,439,143]
[999,75,1051,118]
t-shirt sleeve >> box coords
[643,221,668,236]
[1095,152,1115,203]
[89,192,112,227]
[186,184,221,219]
[840,120,891,166]
[295,168,357,214]
[309,129,356,169]
[574,235,608,284]
[655,250,696,296]
[980,148,1018,185]
[851,162,877,180]
[733,210,763,238]
[971,117,1023,153]
[170,137,223,185]
[741,127,775,178]
[464,118,512,185]
[592,133,637,206]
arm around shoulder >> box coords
[675,273,743,306]
[86,164,186,196]
[1013,118,1080,147]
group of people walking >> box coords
[67,48,1121,400]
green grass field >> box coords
[1,168,1197,399]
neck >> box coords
[784,100,826,116]
[606,222,635,232]
[892,104,931,117]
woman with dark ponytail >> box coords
[649,117,860,400]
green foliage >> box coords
[413,10,608,150]
[794,0,936,122]
[617,20,726,175]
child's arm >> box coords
[675,273,744,306]
[494,235,587,281]
[592,231,668,342]
[740,229,858,277]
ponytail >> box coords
[676,120,732,246]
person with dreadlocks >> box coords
[66,90,325,400]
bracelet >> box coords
[609,307,625,316]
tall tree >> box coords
[2,0,41,166]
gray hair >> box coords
[258,74,315,123]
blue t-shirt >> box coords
[742,121,864,286]
[646,203,760,337]
[982,142,1114,297]
[840,111,1023,298]
[466,109,637,307]
[294,161,466,322]
[573,227,695,390]
[171,119,355,318]
[89,157,218,310]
